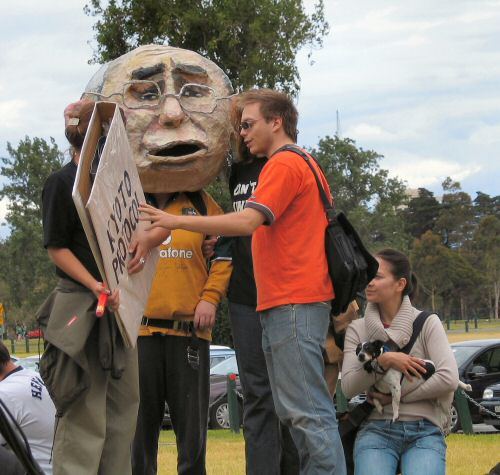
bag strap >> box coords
[274,145,335,219]
[399,311,433,354]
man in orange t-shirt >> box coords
[140,89,347,475]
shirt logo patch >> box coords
[182,207,198,216]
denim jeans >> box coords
[229,302,299,475]
[260,303,346,475]
[354,419,446,475]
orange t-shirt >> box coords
[246,148,334,311]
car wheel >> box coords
[450,404,461,433]
[210,398,230,430]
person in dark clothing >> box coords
[41,99,167,475]
[227,154,300,475]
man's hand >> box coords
[194,300,217,330]
[377,352,427,382]
[202,236,218,259]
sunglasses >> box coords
[239,118,263,131]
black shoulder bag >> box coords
[276,145,378,322]
[338,310,433,475]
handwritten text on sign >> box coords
[106,170,141,283]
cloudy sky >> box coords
[1,0,499,236]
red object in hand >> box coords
[96,286,109,317]
[229,373,237,381]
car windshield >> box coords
[210,355,238,375]
[452,346,482,367]
[17,356,41,372]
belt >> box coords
[141,317,192,333]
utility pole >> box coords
[336,109,341,138]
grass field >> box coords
[157,430,500,475]
[8,321,500,473]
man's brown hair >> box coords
[238,89,298,142]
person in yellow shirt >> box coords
[132,191,231,475]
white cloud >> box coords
[344,123,397,142]
[0,100,28,129]
[469,124,500,145]
[387,154,482,188]
[0,198,9,223]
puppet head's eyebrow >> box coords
[131,63,165,80]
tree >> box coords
[473,215,500,319]
[84,0,329,96]
[473,191,500,220]
[411,231,481,319]
[310,136,407,214]
[411,231,452,313]
[435,177,475,249]
[309,135,409,248]
[403,188,441,238]
[0,137,64,320]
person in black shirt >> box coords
[226,134,299,474]
[41,99,167,475]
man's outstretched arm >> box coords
[139,204,265,236]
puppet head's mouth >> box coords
[147,142,205,164]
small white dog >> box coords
[356,340,471,422]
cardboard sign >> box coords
[73,102,159,347]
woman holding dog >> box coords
[342,249,459,475]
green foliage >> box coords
[472,215,500,319]
[84,0,329,95]
[0,133,497,327]
[309,135,410,249]
[0,137,64,323]
[211,298,233,346]
[404,188,441,238]
[206,174,232,213]
[435,178,475,249]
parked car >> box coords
[162,346,237,428]
[208,356,243,429]
[450,339,500,431]
[480,382,500,430]
[27,328,43,339]
[209,345,235,368]
[17,355,41,372]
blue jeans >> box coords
[260,303,346,475]
[354,419,446,475]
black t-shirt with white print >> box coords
[227,157,267,307]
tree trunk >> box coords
[431,287,436,312]
[494,281,499,320]
[488,288,494,319]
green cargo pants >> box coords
[52,327,139,475]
